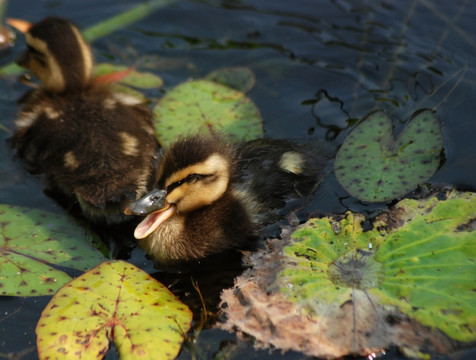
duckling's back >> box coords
[12,17,159,224]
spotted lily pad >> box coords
[334,110,443,202]
[153,79,263,146]
[0,204,106,296]
[36,260,193,360]
[205,67,256,93]
[221,191,475,358]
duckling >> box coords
[124,135,328,263]
[12,17,159,224]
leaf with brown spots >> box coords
[0,204,106,296]
[153,79,263,146]
[334,110,444,202]
[36,260,192,360]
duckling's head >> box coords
[18,17,93,92]
[126,135,236,240]
[123,136,256,263]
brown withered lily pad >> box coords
[220,190,475,358]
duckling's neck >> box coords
[26,24,93,92]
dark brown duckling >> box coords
[12,17,159,224]
[124,135,328,263]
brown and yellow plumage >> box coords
[12,17,159,224]
[125,134,328,263]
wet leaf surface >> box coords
[334,110,443,202]
[205,67,256,93]
[221,190,475,358]
[153,79,263,146]
[36,260,193,360]
[0,204,106,296]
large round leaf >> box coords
[334,110,443,202]
[153,79,263,146]
[0,204,106,296]
[36,260,192,360]
[221,191,475,358]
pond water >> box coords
[1,0,475,359]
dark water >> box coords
[1,0,475,359]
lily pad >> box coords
[92,63,163,89]
[334,110,443,202]
[36,260,193,360]
[0,204,106,296]
[205,67,256,93]
[153,79,263,146]
[221,190,475,358]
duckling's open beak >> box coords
[124,189,176,240]
[124,189,167,215]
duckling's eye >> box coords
[167,174,206,192]
[27,45,47,67]
[184,173,205,184]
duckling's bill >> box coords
[133,204,176,239]
[123,189,175,239]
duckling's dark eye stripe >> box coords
[166,174,209,193]
[27,45,47,66]
[27,45,42,55]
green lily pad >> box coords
[221,191,475,358]
[36,260,193,360]
[205,67,256,93]
[334,110,443,202]
[153,79,263,146]
[92,63,163,89]
[0,204,106,296]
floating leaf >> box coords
[205,67,256,93]
[0,204,106,296]
[92,63,163,89]
[153,79,263,146]
[334,110,443,202]
[36,260,193,360]
[221,191,475,358]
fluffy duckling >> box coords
[12,17,159,224]
[124,135,327,263]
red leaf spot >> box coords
[59,334,68,344]
[93,67,135,84]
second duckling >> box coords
[12,17,159,224]
[125,135,328,263]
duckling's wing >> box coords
[235,138,331,208]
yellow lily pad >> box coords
[36,260,192,360]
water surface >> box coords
[1,0,475,359]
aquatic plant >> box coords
[36,260,192,360]
[334,110,443,202]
